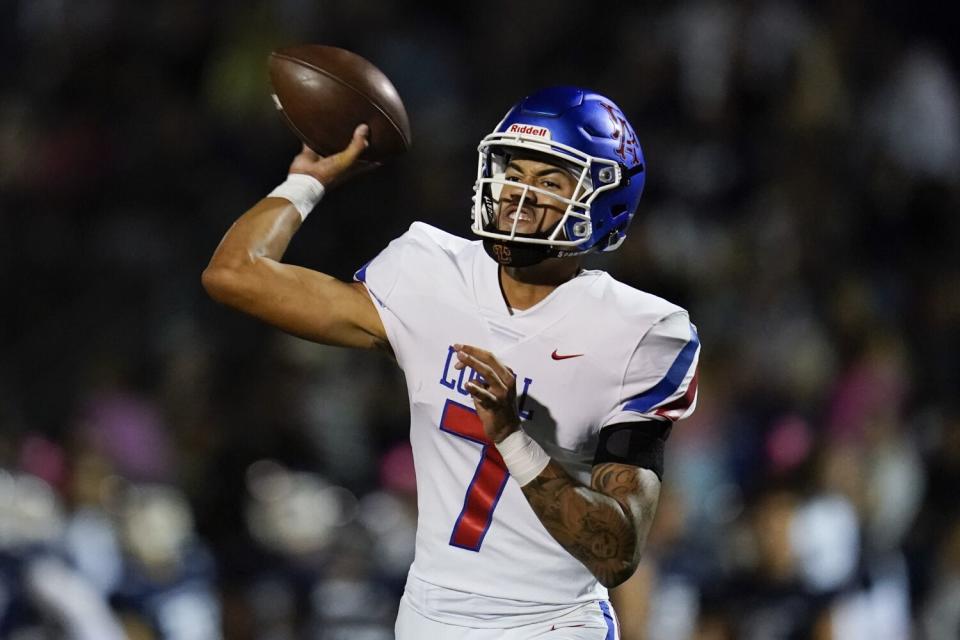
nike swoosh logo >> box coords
[551,350,584,360]
[550,624,586,630]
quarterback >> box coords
[203,87,700,638]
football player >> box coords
[203,87,700,639]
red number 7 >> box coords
[439,399,510,551]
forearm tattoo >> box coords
[521,461,660,588]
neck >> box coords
[499,257,582,311]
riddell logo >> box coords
[507,123,551,139]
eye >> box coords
[505,175,522,183]
[542,179,561,190]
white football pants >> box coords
[395,595,619,639]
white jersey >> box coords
[356,222,700,627]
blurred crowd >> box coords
[2,1,959,638]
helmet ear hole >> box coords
[603,230,626,252]
[601,204,630,249]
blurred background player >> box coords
[203,86,700,638]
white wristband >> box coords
[267,173,325,221]
[496,430,551,486]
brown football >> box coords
[268,45,411,162]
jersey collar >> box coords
[471,241,602,337]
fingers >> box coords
[320,124,371,181]
[455,351,504,390]
[354,123,370,145]
[465,380,498,406]
[455,344,521,438]
[453,344,514,390]
[340,124,370,161]
[290,124,375,186]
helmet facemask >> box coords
[472,133,622,265]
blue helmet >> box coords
[472,86,645,266]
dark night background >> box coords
[1,1,958,638]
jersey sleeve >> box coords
[350,226,415,363]
[352,222,452,365]
[600,311,701,428]
[352,232,407,309]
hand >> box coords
[288,124,381,188]
[453,344,520,443]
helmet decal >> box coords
[505,123,552,139]
[599,102,641,165]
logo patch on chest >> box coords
[551,349,584,360]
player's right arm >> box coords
[202,125,388,351]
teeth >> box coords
[508,211,532,222]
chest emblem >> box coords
[551,349,584,360]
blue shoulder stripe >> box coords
[353,260,371,283]
[622,325,700,414]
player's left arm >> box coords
[453,344,664,588]
[520,456,660,589]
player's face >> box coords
[496,157,578,236]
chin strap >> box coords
[480,216,587,266]
[481,238,557,267]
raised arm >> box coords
[202,125,389,351]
